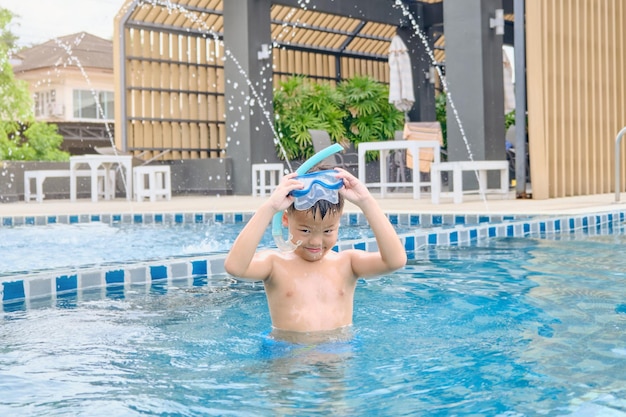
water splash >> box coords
[51,34,134,206]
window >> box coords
[73,90,114,120]
[34,90,57,117]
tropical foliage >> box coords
[273,75,404,161]
[435,91,447,150]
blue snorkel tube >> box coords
[271,143,344,251]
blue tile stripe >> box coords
[1,209,625,307]
[0,211,534,228]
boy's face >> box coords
[284,208,341,262]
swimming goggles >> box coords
[290,170,344,210]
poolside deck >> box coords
[1,191,624,217]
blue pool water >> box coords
[1,221,416,274]
[1,228,626,416]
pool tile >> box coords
[171,263,189,278]
[404,236,415,251]
[129,267,148,284]
[56,275,78,294]
[192,260,207,276]
[150,265,168,280]
[81,272,103,289]
[366,241,379,252]
[3,280,25,302]
[458,229,469,244]
[210,259,226,275]
[105,269,125,284]
[29,278,53,299]
[437,232,449,245]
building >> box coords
[12,32,115,155]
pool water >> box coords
[2,231,626,416]
[1,221,413,275]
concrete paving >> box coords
[2,191,626,217]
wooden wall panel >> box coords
[122,25,389,162]
[122,27,228,161]
[526,0,626,198]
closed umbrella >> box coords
[388,35,415,114]
[503,50,515,114]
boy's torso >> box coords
[263,250,357,332]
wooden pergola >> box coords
[114,0,626,199]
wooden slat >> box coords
[527,0,626,198]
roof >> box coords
[12,32,113,73]
[119,0,513,67]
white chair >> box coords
[251,163,284,197]
[133,165,172,202]
[388,130,408,185]
[308,129,358,170]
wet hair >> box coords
[286,164,344,219]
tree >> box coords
[0,7,68,161]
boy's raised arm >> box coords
[224,172,302,280]
[335,168,407,278]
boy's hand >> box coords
[266,172,303,212]
[334,168,372,205]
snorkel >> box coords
[271,143,344,251]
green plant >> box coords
[0,121,69,161]
[273,76,346,161]
[337,76,404,146]
[435,91,447,150]
[0,7,69,162]
[273,75,404,161]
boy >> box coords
[224,167,407,336]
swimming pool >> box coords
[1,220,411,274]
[1,224,625,416]
[1,209,623,308]
[2,210,541,305]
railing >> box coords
[615,127,626,202]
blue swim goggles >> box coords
[289,170,344,210]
